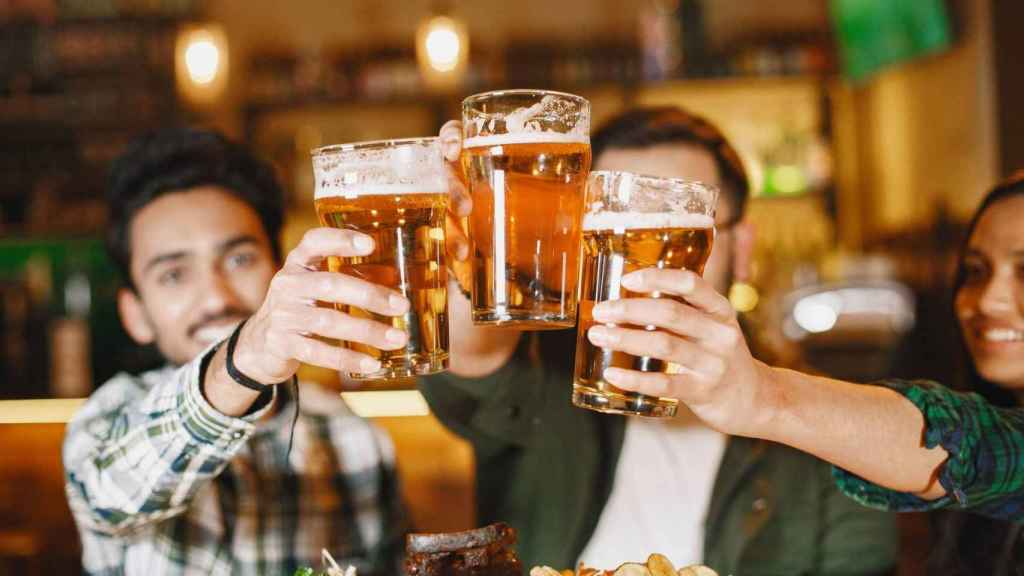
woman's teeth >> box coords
[981,329,1024,343]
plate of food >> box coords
[297,523,719,576]
[533,553,719,576]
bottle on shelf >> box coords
[50,252,93,398]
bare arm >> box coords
[586,267,948,498]
[762,366,947,498]
[446,286,521,378]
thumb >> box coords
[439,120,463,163]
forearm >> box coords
[446,286,521,378]
[204,341,266,416]
[761,366,948,498]
[585,269,1022,513]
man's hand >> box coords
[204,228,411,415]
[586,268,779,437]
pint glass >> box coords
[311,138,449,379]
[573,171,718,417]
[461,90,591,329]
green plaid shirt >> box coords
[834,379,1024,522]
[63,346,407,576]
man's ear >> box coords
[118,287,155,345]
[730,219,755,283]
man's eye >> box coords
[228,252,256,269]
[158,268,185,286]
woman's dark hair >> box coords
[591,107,750,226]
[106,127,285,287]
[930,171,1024,575]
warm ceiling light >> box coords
[424,20,461,72]
[175,24,229,106]
[185,38,220,85]
[416,15,469,91]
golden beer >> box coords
[462,90,591,328]
[572,172,718,417]
[462,137,590,328]
[312,138,449,380]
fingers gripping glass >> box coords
[311,138,450,380]
[572,170,718,417]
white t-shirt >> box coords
[577,408,727,569]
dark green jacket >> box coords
[419,330,898,576]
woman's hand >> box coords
[586,268,779,436]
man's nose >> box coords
[198,267,243,314]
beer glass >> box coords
[461,90,591,329]
[573,171,718,417]
[311,138,449,379]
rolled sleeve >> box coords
[834,379,1024,520]
[64,342,278,534]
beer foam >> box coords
[463,132,589,149]
[582,211,714,232]
[315,181,447,200]
[312,138,446,200]
[466,92,590,146]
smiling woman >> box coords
[929,172,1024,574]
[954,180,1024,403]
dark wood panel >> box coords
[992,0,1024,175]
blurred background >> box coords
[0,0,1022,572]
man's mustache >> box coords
[186,308,251,340]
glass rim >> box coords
[588,170,720,201]
[311,136,439,157]
[462,88,589,107]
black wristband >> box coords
[225,319,289,391]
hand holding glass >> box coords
[311,138,450,380]
[573,171,718,417]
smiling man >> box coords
[62,129,413,575]
[120,186,272,361]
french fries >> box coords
[533,553,719,576]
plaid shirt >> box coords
[63,346,408,576]
[834,379,1024,522]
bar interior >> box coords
[1,0,1023,574]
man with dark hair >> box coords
[63,128,411,575]
[420,109,898,574]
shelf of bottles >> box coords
[0,3,192,397]
[0,239,152,400]
[1,2,196,234]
